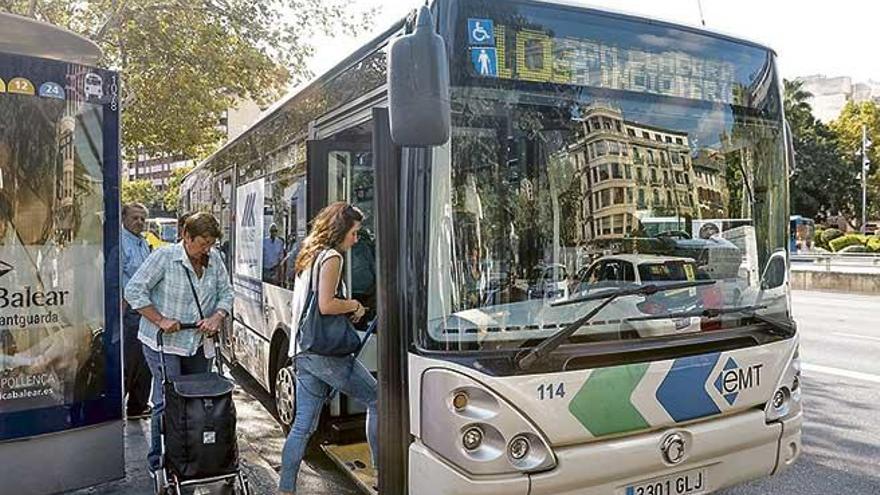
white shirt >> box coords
[288,249,343,357]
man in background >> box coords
[120,203,152,418]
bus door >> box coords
[306,118,379,493]
[214,169,236,360]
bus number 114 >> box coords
[537,383,566,400]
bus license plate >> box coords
[624,469,707,495]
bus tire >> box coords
[273,345,295,435]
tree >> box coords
[0,0,377,159]
[830,101,880,220]
[784,80,814,132]
[783,79,860,221]
[163,165,193,213]
[789,121,858,220]
[121,179,159,210]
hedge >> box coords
[828,234,864,252]
[820,228,843,244]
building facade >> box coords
[123,155,194,192]
[797,75,880,123]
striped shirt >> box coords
[125,242,233,356]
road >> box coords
[719,290,880,494]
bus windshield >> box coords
[425,1,789,351]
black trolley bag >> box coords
[153,265,249,494]
[158,331,239,481]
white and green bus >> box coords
[182,1,801,493]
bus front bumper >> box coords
[409,409,802,495]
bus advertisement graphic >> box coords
[235,178,265,281]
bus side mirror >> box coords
[388,6,450,147]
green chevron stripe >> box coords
[568,363,650,436]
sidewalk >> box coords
[67,367,358,495]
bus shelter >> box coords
[0,12,123,494]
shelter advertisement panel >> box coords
[0,51,121,441]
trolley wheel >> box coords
[153,469,170,495]
[236,472,251,495]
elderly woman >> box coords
[124,212,233,478]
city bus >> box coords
[181,1,801,493]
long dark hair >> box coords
[295,202,363,274]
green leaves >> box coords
[831,101,880,220]
[785,79,873,223]
[163,165,192,212]
[121,179,158,210]
[2,0,376,160]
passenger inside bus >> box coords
[349,225,377,328]
[263,223,285,284]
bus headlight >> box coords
[772,389,787,409]
[421,369,557,475]
[766,343,801,422]
[463,426,484,451]
[508,435,530,460]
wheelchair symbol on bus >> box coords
[468,18,494,46]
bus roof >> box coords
[187,16,408,181]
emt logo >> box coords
[714,357,764,406]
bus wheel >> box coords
[275,357,296,434]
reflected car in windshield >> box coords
[571,254,720,337]
[527,263,569,300]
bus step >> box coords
[321,442,377,495]
[326,416,367,444]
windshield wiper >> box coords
[515,280,716,371]
[624,304,796,337]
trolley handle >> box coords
[156,324,227,386]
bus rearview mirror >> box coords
[388,6,450,147]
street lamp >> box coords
[861,124,872,233]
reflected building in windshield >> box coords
[692,149,729,219]
[574,104,700,243]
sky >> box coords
[309,0,877,83]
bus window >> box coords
[262,169,306,289]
